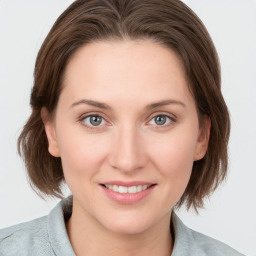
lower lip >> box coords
[100,185,156,204]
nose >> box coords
[108,125,147,173]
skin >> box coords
[41,40,210,256]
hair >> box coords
[18,0,230,211]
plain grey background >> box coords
[0,1,255,255]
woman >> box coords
[0,0,245,255]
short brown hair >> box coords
[18,0,230,211]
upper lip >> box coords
[101,181,156,186]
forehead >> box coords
[61,40,192,107]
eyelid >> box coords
[147,111,176,120]
[146,112,177,127]
[78,112,110,130]
[78,111,177,130]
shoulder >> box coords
[0,197,75,256]
[172,212,245,256]
[188,227,245,256]
[0,216,54,256]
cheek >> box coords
[56,127,108,182]
[149,130,197,181]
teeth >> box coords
[119,186,128,193]
[142,185,147,190]
[105,184,151,193]
[113,185,118,192]
[127,186,136,193]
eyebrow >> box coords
[145,99,186,110]
[70,99,111,110]
[70,99,186,110]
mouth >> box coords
[100,182,157,204]
[100,184,156,194]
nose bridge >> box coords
[109,123,145,172]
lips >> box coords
[102,184,151,193]
[100,181,156,204]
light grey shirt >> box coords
[0,196,245,255]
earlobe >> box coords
[41,107,60,157]
[194,116,211,161]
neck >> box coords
[66,201,173,256]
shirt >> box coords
[0,196,245,256]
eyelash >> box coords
[79,112,176,130]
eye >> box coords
[148,115,173,126]
[82,115,106,127]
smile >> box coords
[103,184,151,194]
[100,183,156,204]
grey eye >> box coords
[149,115,171,126]
[84,115,106,126]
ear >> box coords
[194,115,211,161]
[41,107,60,157]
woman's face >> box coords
[43,40,210,235]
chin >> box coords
[106,221,150,235]
[100,212,159,235]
